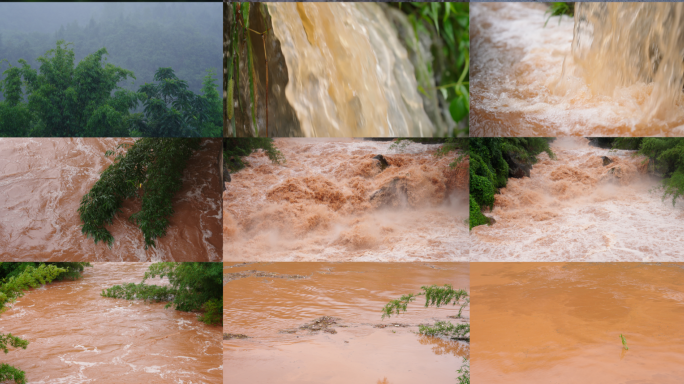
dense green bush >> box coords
[0,262,90,282]
[78,138,200,248]
[224,137,285,172]
[102,262,223,326]
[469,138,554,229]
[638,138,684,205]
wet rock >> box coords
[224,270,308,285]
[503,152,532,178]
[370,178,408,208]
[372,154,389,171]
[485,216,496,226]
[298,316,341,334]
[602,156,613,166]
[224,334,250,340]
[373,323,410,329]
[224,168,232,183]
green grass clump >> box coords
[545,2,575,26]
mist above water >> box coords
[224,139,468,261]
[471,3,684,136]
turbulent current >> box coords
[268,2,435,137]
[224,139,468,262]
[0,138,222,261]
[471,3,684,136]
[224,262,469,384]
[472,138,683,261]
[0,263,223,383]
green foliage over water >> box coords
[380,284,469,383]
[78,138,200,248]
[0,262,90,282]
[102,262,223,326]
[392,2,470,135]
[469,138,554,229]
[545,2,575,26]
[0,263,69,384]
[224,137,285,172]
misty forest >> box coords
[0,3,222,137]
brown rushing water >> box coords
[471,263,684,383]
[0,262,222,383]
[471,3,684,136]
[471,138,684,261]
[224,262,469,384]
[224,139,468,261]
[0,138,222,261]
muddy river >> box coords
[224,139,468,262]
[471,3,684,136]
[224,262,468,384]
[471,263,684,383]
[471,138,683,261]
[0,138,222,261]
[0,262,223,383]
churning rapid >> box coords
[471,263,684,383]
[471,3,684,136]
[0,138,222,261]
[267,2,436,137]
[0,263,222,383]
[472,138,683,261]
[224,262,469,384]
[224,139,468,262]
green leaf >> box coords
[449,96,468,123]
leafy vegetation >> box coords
[381,284,469,383]
[469,138,555,229]
[0,42,221,137]
[227,3,271,137]
[224,137,285,172]
[78,138,200,248]
[545,2,575,26]
[620,334,629,350]
[0,262,91,282]
[101,262,223,326]
[390,3,470,136]
[0,263,83,384]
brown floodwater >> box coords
[224,139,468,261]
[0,262,223,383]
[224,262,469,384]
[471,263,684,383]
[471,3,684,137]
[471,138,684,261]
[0,138,222,261]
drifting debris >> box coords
[224,270,309,285]
[224,334,250,340]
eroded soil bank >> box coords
[472,138,683,261]
[0,138,222,261]
[224,262,469,384]
[224,139,468,261]
[471,263,684,383]
[0,263,223,383]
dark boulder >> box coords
[602,156,613,166]
[370,178,408,208]
[485,216,496,225]
[224,168,232,183]
[372,154,389,171]
[503,152,532,178]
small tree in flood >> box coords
[381,284,470,383]
[0,263,66,384]
[101,262,223,325]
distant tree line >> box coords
[0,41,222,137]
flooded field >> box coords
[471,3,684,136]
[0,263,223,383]
[224,262,469,384]
[471,263,684,383]
[224,139,468,262]
[471,138,683,261]
[0,138,222,261]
